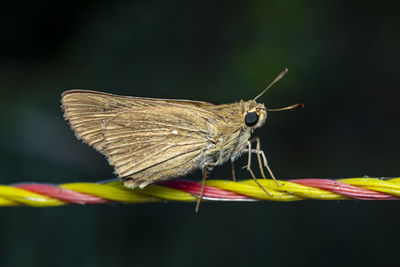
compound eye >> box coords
[245,112,259,126]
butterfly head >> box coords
[243,100,267,129]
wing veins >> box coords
[107,119,208,136]
[121,146,203,177]
[116,145,172,174]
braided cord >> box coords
[1,177,399,206]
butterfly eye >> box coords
[244,112,259,126]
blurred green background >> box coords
[1,1,400,266]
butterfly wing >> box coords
[61,90,216,153]
[62,90,221,187]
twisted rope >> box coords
[0,177,399,206]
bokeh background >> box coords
[1,1,400,266]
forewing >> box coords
[62,90,221,179]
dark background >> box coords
[0,1,400,266]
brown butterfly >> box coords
[61,69,301,211]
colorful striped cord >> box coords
[0,177,399,207]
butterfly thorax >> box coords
[206,100,267,165]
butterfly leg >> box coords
[236,137,266,178]
[253,137,281,185]
[243,146,282,186]
[196,162,216,213]
[230,160,237,182]
[253,137,267,179]
[240,137,281,186]
[242,141,273,196]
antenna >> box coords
[253,68,288,101]
[266,103,304,112]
